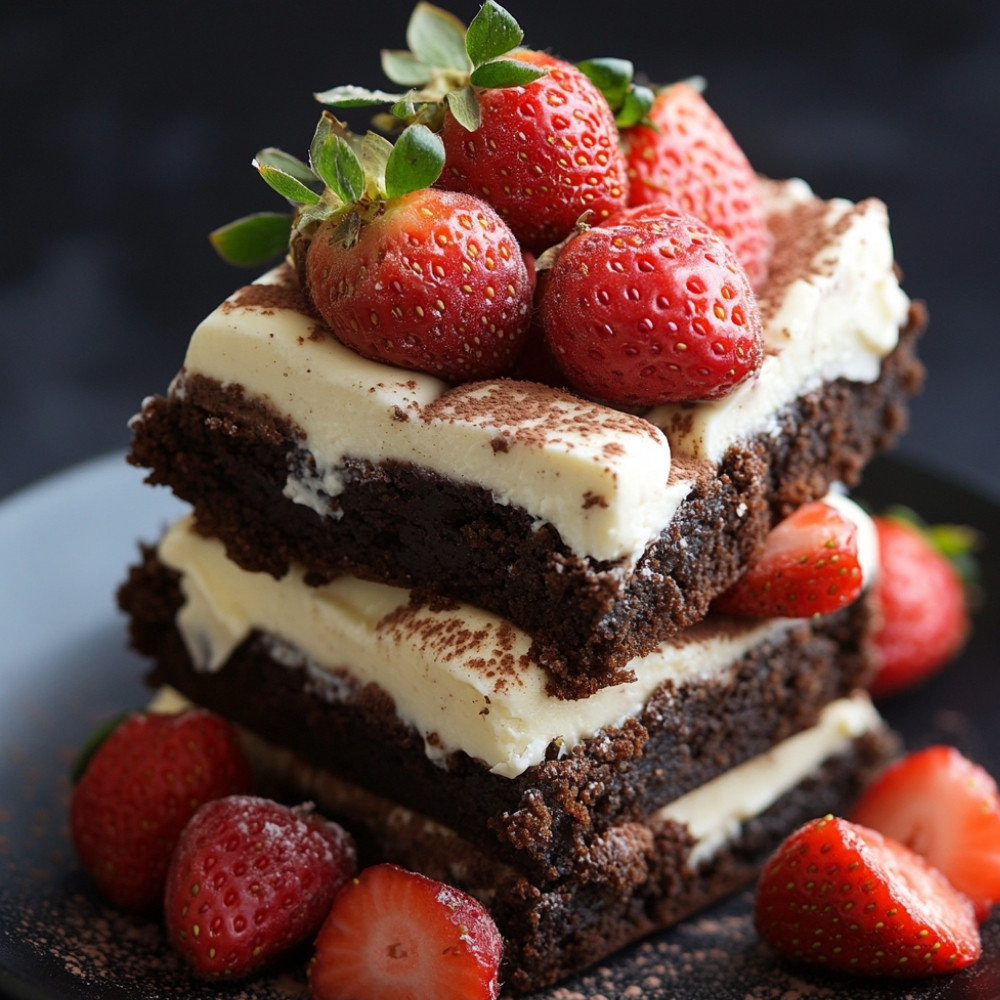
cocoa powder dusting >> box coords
[376,604,529,693]
[422,380,665,450]
[227,264,312,315]
[757,198,876,327]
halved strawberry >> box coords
[755,815,981,977]
[713,500,863,618]
[851,746,1000,920]
[308,862,503,1000]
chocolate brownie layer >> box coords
[127,307,923,695]
[238,724,896,994]
[121,547,878,883]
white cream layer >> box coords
[150,686,882,870]
[178,292,683,565]
[157,493,876,780]
[660,692,881,865]
[173,179,907,566]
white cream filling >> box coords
[179,305,682,566]
[659,692,881,866]
[172,178,906,567]
[157,493,876,779]
[150,685,882,870]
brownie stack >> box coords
[119,176,923,992]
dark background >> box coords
[3,0,999,504]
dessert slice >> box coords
[239,692,893,994]
[119,489,891,892]
[127,179,923,695]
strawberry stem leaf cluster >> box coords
[211,0,771,405]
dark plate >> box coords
[1,453,998,1000]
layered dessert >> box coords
[113,5,927,992]
[128,179,924,693]
[120,494,894,991]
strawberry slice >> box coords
[713,500,863,618]
[755,815,981,977]
[851,746,1000,920]
[309,863,503,1000]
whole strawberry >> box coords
[305,186,533,381]
[755,815,981,977]
[436,48,629,254]
[69,709,253,911]
[309,862,503,1000]
[314,3,631,255]
[622,81,771,289]
[712,499,863,618]
[165,795,357,979]
[540,204,763,406]
[868,512,973,698]
[851,746,1000,920]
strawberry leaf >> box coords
[360,131,394,193]
[470,57,546,89]
[446,85,481,131]
[253,148,323,205]
[384,123,444,199]
[577,57,634,111]
[577,57,654,126]
[314,84,406,108]
[466,0,522,67]
[390,93,441,128]
[209,212,293,266]
[406,2,471,72]
[309,117,365,204]
[616,83,654,127]
[380,48,435,87]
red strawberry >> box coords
[868,514,972,699]
[622,81,771,289]
[69,710,252,911]
[755,815,981,977]
[438,49,629,254]
[540,204,763,406]
[851,746,1000,920]
[164,795,356,979]
[309,862,503,1000]
[305,187,533,382]
[713,499,863,618]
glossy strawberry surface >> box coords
[540,203,763,405]
[438,50,629,254]
[755,815,981,977]
[623,81,771,289]
[306,188,534,382]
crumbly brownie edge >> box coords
[119,546,878,883]
[237,725,897,994]
[126,308,922,695]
